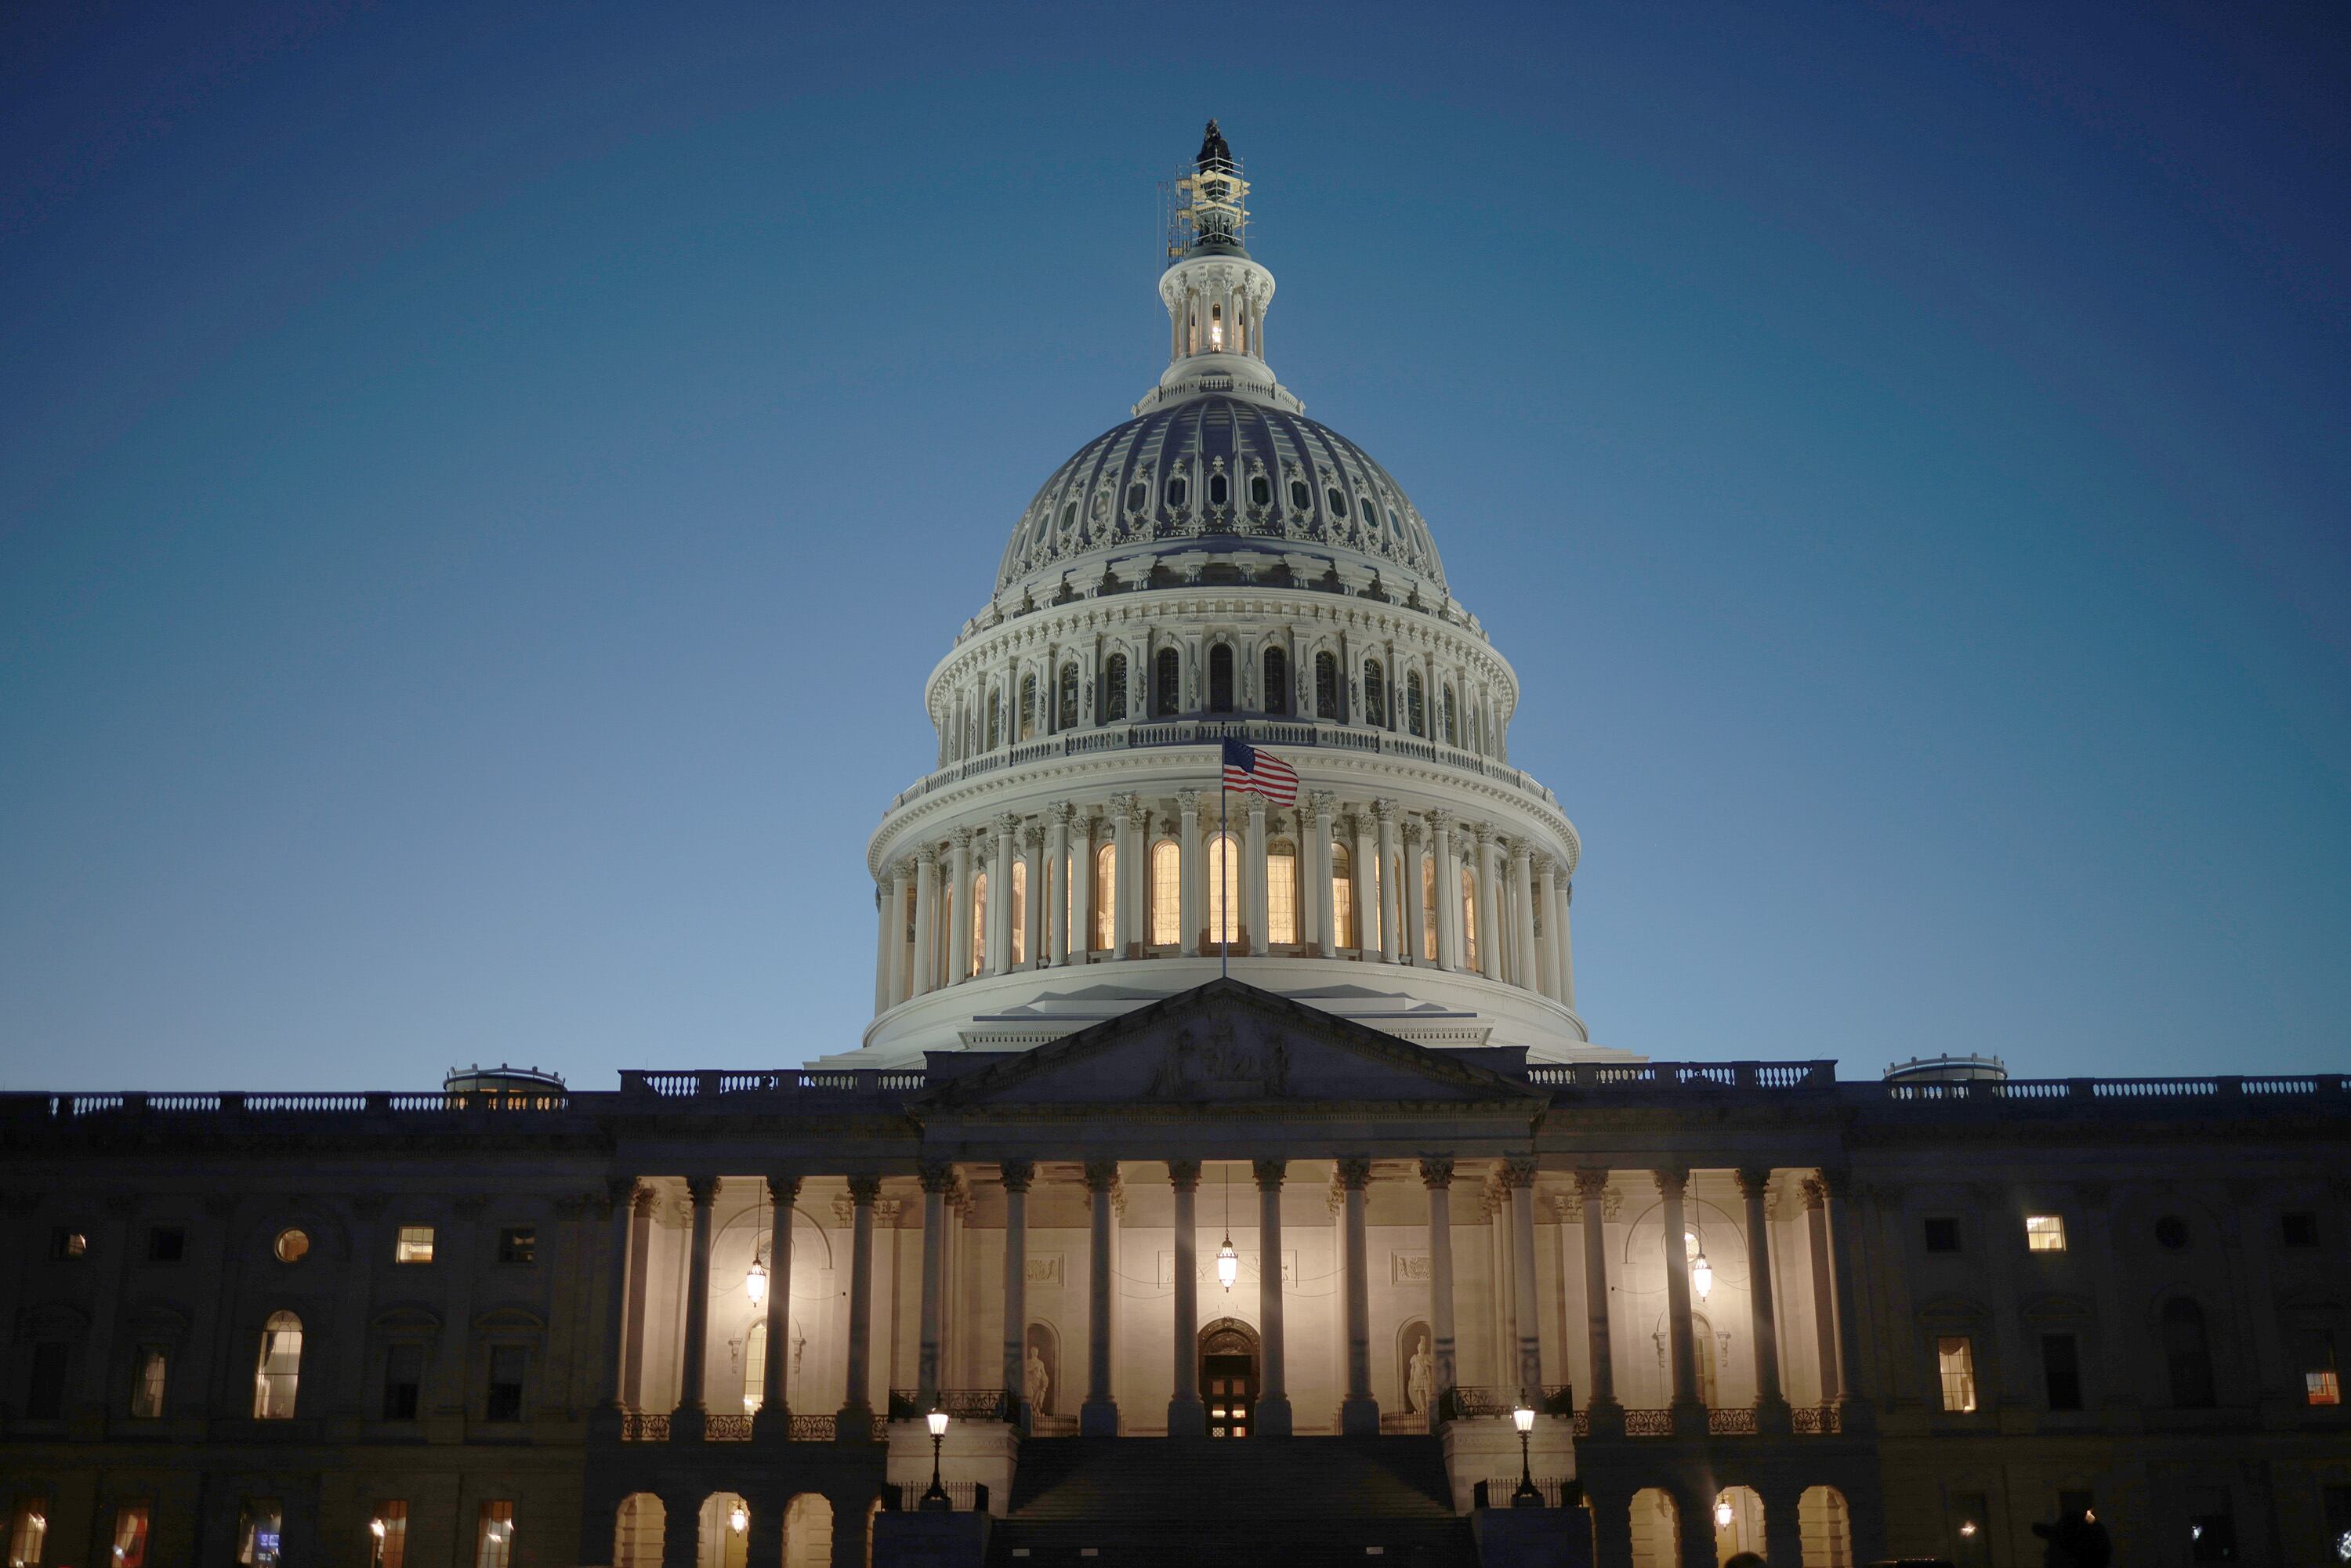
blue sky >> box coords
[4,2,2346,1088]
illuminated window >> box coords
[1206,833,1240,948]
[371,1503,410,1568]
[49,1228,86,1260]
[1103,654,1128,721]
[474,1503,514,1568]
[1460,867,1479,971]
[273,1229,309,1263]
[1092,843,1116,952]
[1936,1336,1977,1413]
[742,1320,767,1414]
[969,871,987,976]
[498,1227,534,1265]
[237,1501,283,1567]
[1330,843,1355,949]
[1267,845,1297,945]
[1262,646,1289,715]
[1150,841,1182,947]
[7,1501,45,1568]
[252,1311,302,1419]
[1420,856,1436,960]
[2296,1328,2340,1406]
[130,1345,168,1418]
[1009,860,1028,965]
[395,1226,435,1264]
[110,1505,149,1568]
[2024,1215,2067,1252]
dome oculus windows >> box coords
[273,1229,310,1264]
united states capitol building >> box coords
[4,125,2346,1568]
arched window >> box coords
[1057,664,1078,730]
[1206,833,1241,948]
[1330,842,1356,950]
[1208,471,1229,508]
[1420,856,1437,961]
[1262,647,1289,715]
[1019,675,1038,742]
[2164,1298,2217,1407]
[1249,473,1270,508]
[1314,653,1340,720]
[1092,843,1116,953]
[1363,660,1386,727]
[1267,842,1298,945]
[1154,648,1181,716]
[1797,1487,1853,1568]
[1150,841,1182,947]
[1406,670,1425,737]
[1103,654,1129,722]
[1327,487,1349,518]
[1126,480,1147,513]
[252,1310,302,1418]
[782,1494,833,1568]
[1442,686,1458,747]
[1460,868,1480,971]
[613,1494,666,1568]
[1009,860,1028,965]
[743,1320,768,1413]
[1290,476,1312,512]
[969,871,987,976]
[1165,475,1188,511]
[987,690,1002,751]
[1208,644,1234,712]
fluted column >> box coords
[1508,841,1537,989]
[1046,805,1072,966]
[1373,801,1401,963]
[1555,880,1576,1010]
[1070,808,1095,961]
[1656,1168,1704,1432]
[1295,792,1324,957]
[672,1175,719,1440]
[1177,789,1203,955]
[918,1162,951,1407]
[754,1175,799,1437]
[1573,1170,1619,1422]
[1421,1159,1458,1407]
[1244,795,1268,954]
[1531,855,1559,1000]
[1081,1161,1120,1436]
[1254,1158,1292,1436]
[1310,791,1339,956]
[1167,1161,1205,1436]
[871,884,892,1014]
[1505,1157,1542,1401]
[1339,1159,1379,1433]
[911,847,940,997]
[989,815,1018,976]
[1473,824,1503,980]
[1737,1168,1789,1428]
[1432,817,1459,972]
[1351,812,1378,954]
[947,828,976,983]
[839,1176,879,1433]
[1000,1161,1033,1426]
[1801,1175,1840,1403]
[885,864,912,1006]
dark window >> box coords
[49,1227,87,1260]
[1019,674,1038,741]
[147,1226,186,1263]
[1362,660,1386,727]
[986,690,1002,751]
[1127,481,1147,512]
[497,1228,534,1266]
[1406,671,1425,736]
[1208,645,1234,713]
[382,1343,424,1421]
[1207,472,1228,508]
[2185,1486,2235,1562]
[1165,476,1187,510]
[1923,1217,1962,1254]
[1289,477,1311,511]
[2163,1298,2217,1408]
[1262,647,1289,715]
[1154,648,1180,717]
[484,1345,527,1423]
[26,1341,70,1418]
[1103,654,1128,722]
[1250,473,1270,508]
[2156,1214,2190,1250]
[1059,501,1075,531]
[1057,664,1078,729]
[2041,1333,2082,1410]
[2282,1211,2319,1248]
[1950,1490,1991,1567]
[1443,687,1458,746]
[1326,487,1348,518]
[1314,652,1340,721]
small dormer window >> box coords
[1208,473,1229,507]
[1165,476,1188,510]
[1250,474,1270,507]
[1290,478,1311,511]
[1060,501,1078,532]
[1327,487,1348,518]
[1128,481,1148,512]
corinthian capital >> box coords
[1177,788,1201,816]
[997,813,1022,838]
[1050,800,1078,828]
[1472,820,1496,847]
[1370,797,1396,825]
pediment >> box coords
[915,979,1545,1115]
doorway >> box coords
[1199,1318,1260,1438]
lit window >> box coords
[742,1320,767,1414]
[1937,1336,1977,1413]
[1330,843,1355,949]
[237,1501,284,1567]
[49,1228,87,1260]
[2310,1371,2342,1407]
[1149,841,1182,947]
[111,1506,150,1568]
[969,870,987,976]
[1420,856,1436,960]
[1459,867,1479,971]
[2024,1215,2067,1252]
[1206,833,1240,948]
[484,1345,527,1422]
[475,1503,515,1568]
[252,1311,302,1419]
[130,1345,168,1419]
[2298,1329,2340,1407]
[1267,847,1298,946]
[1092,842,1116,952]
[395,1226,435,1264]
[1009,859,1029,965]
[273,1229,309,1264]
[371,1503,410,1568]
[9,1501,48,1568]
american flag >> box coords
[1221,738,1299,805]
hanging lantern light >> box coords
[1715,1496,1735,1530]
[1216,1234,1240,1291]
[744,1254,769,1308]
[1690,1248,1713,1302]
[728,1502,748,1536]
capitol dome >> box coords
[840,122,1627,1072]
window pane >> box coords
[969,871,987,976]
[2024,1215,2066,1251]
[486,1345,526,1422]
[237,1501,284,1568]
[1206,834,1239,947]
[743,1320,767,1414]
[1267,850,1297,945]
[1150,841,1182,947]
[373,1502,410,1568]
[27,1341,69,1418]
[112,1506,150,1568]
[253,1313,302,1419]
[1330,845,1354,948]
[131,1345,168,1418]
[475,1503,515,1568]
[1460,868,1479,970]
[1937,1335,1977,1413]
[1010,860,1028,965]
[7,1502,46,1568]
[1419,856,1436,960]
[395,1226,435,1264]
[1092,844,1115,951]
[498,1227,535,1265]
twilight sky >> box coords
[4,2,2347,1088]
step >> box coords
[1005,1436,1455,1523]
[985,1517,1478,1568]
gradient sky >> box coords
[5,2,2347,1089]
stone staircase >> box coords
[985,1436,1477,1567]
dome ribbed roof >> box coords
[995,395,1446,597]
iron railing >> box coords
[889,1389,1014,1421]
[620,1410,669,1442]
[882,1482,987,1513]
[1444,1385,1574,1421]
[1791,1403,1843,1435]
[705,1414,753,1441]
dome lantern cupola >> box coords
[1147,121,1298,415]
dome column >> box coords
[1509,841,1538,991]
[911,847,940,997]
[1113,794,1144,958]
[948,828,976,984]
[871,883,892,1015]
[1473,824,1503,981]
[1046,805,1072,966]
[1244,795,1268,956]
[1295,791,1325,957]
[1404,819,1429,964]
[885,864,912,1006]
[1373,800,1401,964]
[1531,855,1559,1001]
[1431,817,1459,972]
[1350,810,1377,956]
[1022,823,1045,968]
[1178,790,1203,955]
[1555,879,1576,1009]
[1070,807,1096,961]
[989,816,1018,976]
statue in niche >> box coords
[1406,1332,1435,1414]
[1024,1343,1052,1415]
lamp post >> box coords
[921,1407,953,1510]
[1511,1403,1542,1508]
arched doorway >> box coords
[1199,1317,1260,1438]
